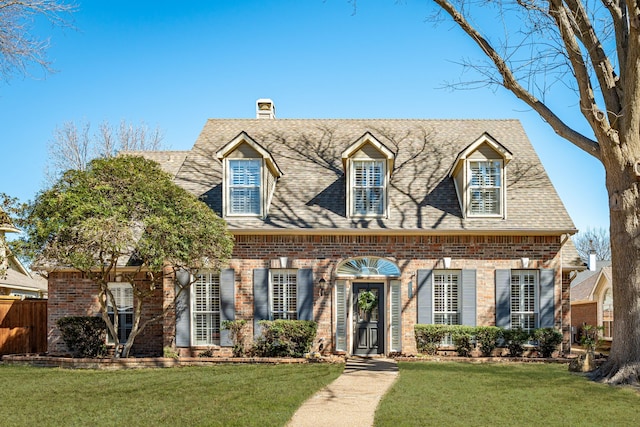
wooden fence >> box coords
[0,298,47,355]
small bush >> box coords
[579,324,603,352]
[450,326,476,357]
[533,328,563,358]
[475,326,502,357]
[250,320,317,358]
[414,324,448,355]
[56,316,107,358]
[222,319,248,357]
[503,328,531,357]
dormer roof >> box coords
[341,132,395,171]
[449,132,513,178]
[216,131,283,178]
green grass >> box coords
[0,363,343,427]
[376,362,640,427]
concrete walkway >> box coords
[286,357,399,427]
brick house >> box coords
[570,255,613,344]
[47,100,583,357]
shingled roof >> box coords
[154,118,575,234]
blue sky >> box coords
[0,0,609,232]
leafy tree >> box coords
[15,155,234,358]
[430,0,640,384]
[572,227,611,263]
[0,0,76,81]
[46,119,164,184]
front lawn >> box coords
[0,363,343,427]
[376,362,640,426]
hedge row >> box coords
[414,325,563,358]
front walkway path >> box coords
[286,357,399,427]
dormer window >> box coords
[353,160,385,215]
[342,132,395,219]
[449,133,512,219]
[229,159,261,215]
[469,160,502,216]
[216,132,283,219]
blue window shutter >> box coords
[495,269,511,328]
[460,269,477,326]
[175,284,190,347]
[297,268,314,321]
[253,268,269,338]
[539,269,555,328]
[220,269,235,347]
[390,280,402,352]
[335,280,347,352]
[417,269,433,324]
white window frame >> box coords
[270,269,297,320]
[227,158,262,217]
[191,272,221,346]
[601,288,613,339]
[433,271,460,326]
[468,160,503,217]
[510,270,538,331]
[351,160,385,217]
[106,282,133,344]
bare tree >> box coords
[430,0,640,384]
[0,0,76,81]
[46,119,165,183]
[573,227,611,263]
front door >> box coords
[353,283,384,356]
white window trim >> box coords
[432,271,461,326]
[466,159,505,218]
[270,269,298,320]
[191,272,221,346]
[224,158,264,218]
[348,159,388,218]
[106,282,133,345]
[510,270,538,331]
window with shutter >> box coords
[270,270,297,320]
[510,270,537,331]
[352,160,385,216]
[335,281,347,352]
[229,159,261,215]
[433,272,460,325]
[390,280,402,352]
[192,272,221,346]
[469,160,502,216]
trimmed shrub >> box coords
[450,326,476,357]
[475,326,502,357]
[533,328,563,358]
[414,324,448,355]
[250,320,317,358]
[56,316,107,358]
[222,319,248,357]
[503,328,531,357]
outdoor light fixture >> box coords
[318,277,327,296]
[279,257,288,268]
[521,257,530,269]
[443,257,452,269]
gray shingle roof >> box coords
[167,118,575,233]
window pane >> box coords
[470,161,501,215]
[229,160,261,215]
[510,271,537,331]
[271,271,297,320]
[353,160,384,215]
[433,273,460,326]
[192,273,221,345]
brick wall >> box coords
[570,301,597,343]
[48,271,163,357]
[48,233,568,357]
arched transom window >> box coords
[336,257,400,277]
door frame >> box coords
[351,281,386,356]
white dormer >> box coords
[449,133,512,219]
[216,132,282,218]
[341,132,395,219]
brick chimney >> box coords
[256,99,275,119]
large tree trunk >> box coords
[592,136,640,385]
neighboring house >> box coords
[0,212,47,299]
[47,100,582,357]
[570,253,613,344]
